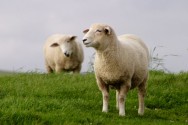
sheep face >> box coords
[83,24,111,51]
[51,36,77,57]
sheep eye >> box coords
[96,30,102,32]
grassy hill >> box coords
[0,71,187,124]
[0,70,14,75]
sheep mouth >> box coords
[64,52,71,57]
[84,42,92,47]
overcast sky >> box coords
[0,0,187,73]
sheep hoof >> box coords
[138,113,144,116]
[138,111,144,116]
[119,113,125,116]
[102,110,108,113]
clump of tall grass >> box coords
[149,46,178,72]
[87,53,95,72]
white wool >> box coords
[83,23,149,116]
[44,34,84,73]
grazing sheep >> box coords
[43,34,84,73]
[82,23,149,116]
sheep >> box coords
[43,34,84,73]
[82,23,149,116]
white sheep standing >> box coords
[82,23,149,116]
[43,34,84,73]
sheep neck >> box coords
[96,38,121,65]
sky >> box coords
[0,0,188,73]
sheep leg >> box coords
[138,77,147,115]
[116,90,119,110]
[96,77,109,113]
[73,65,81,73]
[55,66,63,73]
[118,83,130,116]
[102,84,109,113]
[46,65,53,73]
[73,69,80,73]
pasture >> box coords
[0,71,187,124]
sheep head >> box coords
[82,23,113,51]
[50,35,77,57]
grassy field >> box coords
[0,71,187,125]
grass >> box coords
[0,71,187,125]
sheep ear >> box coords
[104,26,111,35]
[83,29,89,34]
[70,36,77,41]
[50,43,59,47]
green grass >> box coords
[0,71,187,125]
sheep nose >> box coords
[83,39,87,43]
[64,52,70,57]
